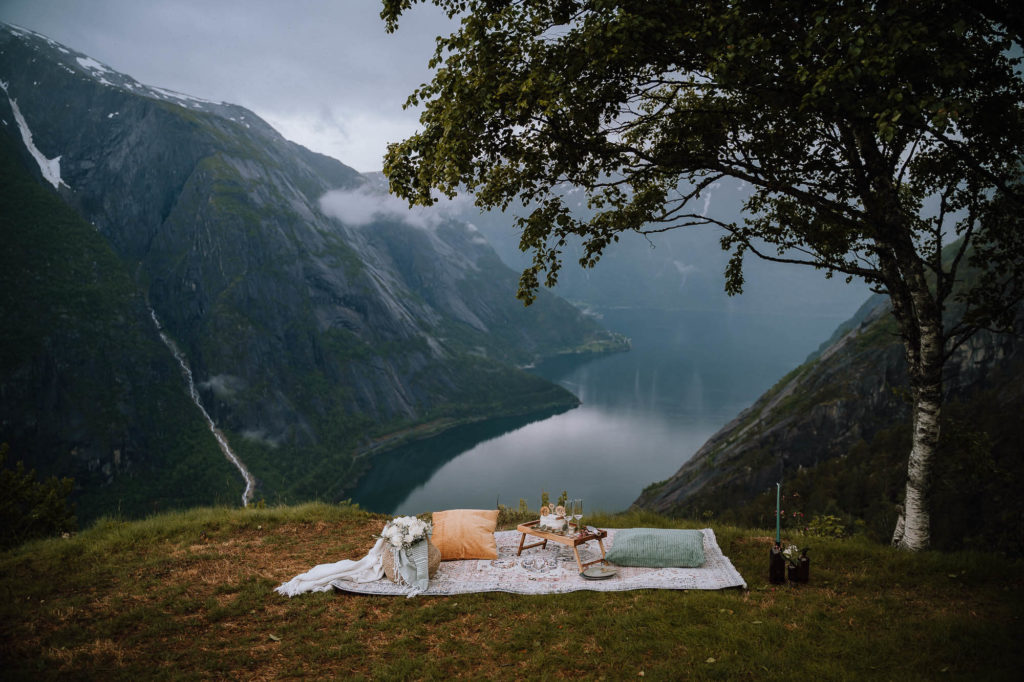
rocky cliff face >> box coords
[0,24,623,516]
[633,290,1024,550]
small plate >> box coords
[580,565,618,580]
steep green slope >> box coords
[0,129,241,521]
[635,296,1024,555]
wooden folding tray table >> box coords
[516,520,608,573]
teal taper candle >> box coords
[775,482,781,544]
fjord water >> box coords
[350,305,856,515]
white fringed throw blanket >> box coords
[276,537,432,598]
[275,538,386,597]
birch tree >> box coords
[381,0,1024,550]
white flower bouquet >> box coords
[782,544,808,567]
[378,515,432,550]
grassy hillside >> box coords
[1,503,1021,679]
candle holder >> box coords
[767,482,787,583]
[769,542,787,584]
[787,548,810,583]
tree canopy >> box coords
[0,444,76,549]
[381,0,1024,550]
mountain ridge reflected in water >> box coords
[347,407,571,511]
[350,306,861,515]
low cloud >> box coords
[673,261,697,287]
[198,374,245,400]
[465,222,489,245]
[267,108,421,174]
[319,185,471,230]
[241,428,281,449]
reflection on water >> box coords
[347,407,569,512]
[350,307,855,515]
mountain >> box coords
[0,126,242,518]
[633,293,1024,554]
[0,24,625,520]
[419,174,872,317]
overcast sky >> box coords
[0,0,456,172]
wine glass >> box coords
[573,499,583,533]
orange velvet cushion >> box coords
[431,509,499,560]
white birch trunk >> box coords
[893,388,941,550]
[892,305,944,551]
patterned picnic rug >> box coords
[331,528,746,596]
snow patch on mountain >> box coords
[147,85,217,106]
[4,23,245,123]
[1,80,66,189]
[75,55,112,73]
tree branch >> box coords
[924,125,1024,207]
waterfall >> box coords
[149,308,255,507]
